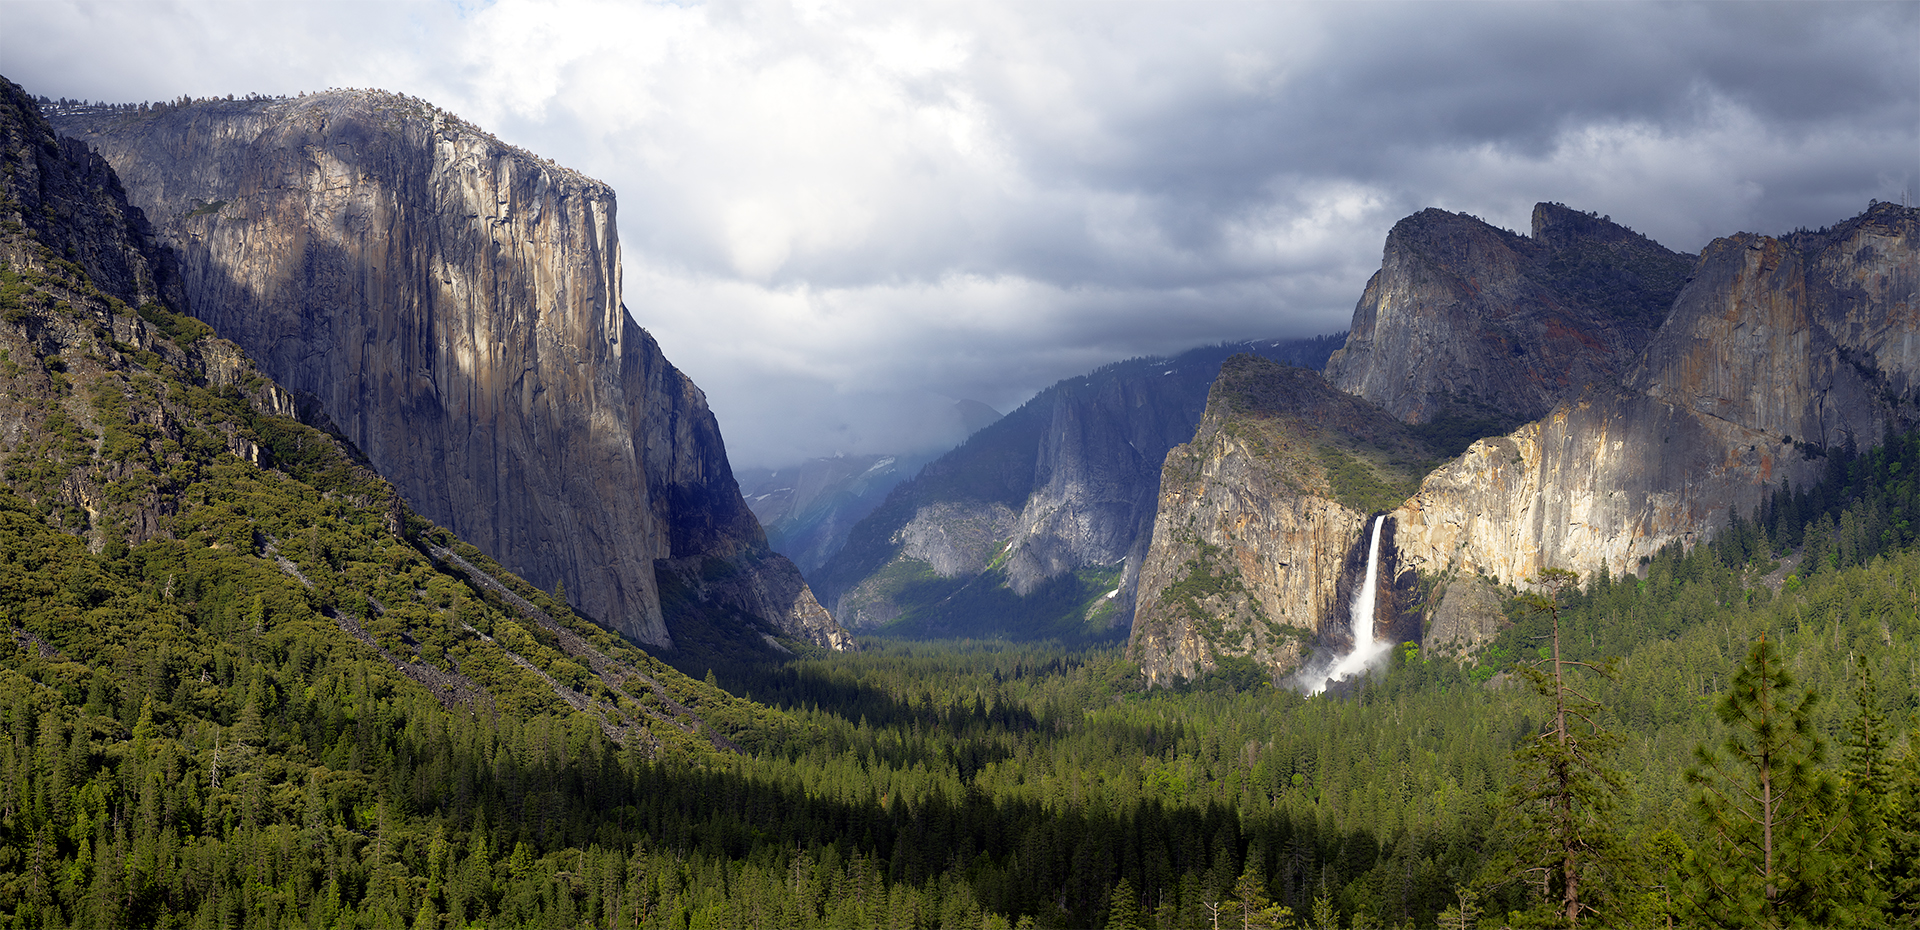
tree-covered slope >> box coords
[1,75,804,926]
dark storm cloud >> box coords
[3,1,1913,467]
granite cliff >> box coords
[1393,203,1919,590]
[1325,203,1692,427]
[813,336,1343,639]
[1128,356,1435,685]
[50,91,851,654]
[1133,201,1917,684]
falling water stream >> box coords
[1306,514,1392,695]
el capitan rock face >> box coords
[51,92,849,653]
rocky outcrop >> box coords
[1132,202,1916,681]
[0,89,177,318]
[1632,212,1918,446]
[51,92,850,653]
[1424,574,1507,659]
[1128,356,1440,684]
[1325,204,1691,426]
[812,336,1344,638]
[1389,390,1799,585]
[1392,204,1918,588]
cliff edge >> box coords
[51,91,851,653]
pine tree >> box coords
[1436,885,1481,930]
[1105,877,1143,930]
[1228,861,1292,929]
[1503,568,1626,928]
[1888,741,1920,927]
[1833,663,1893,922]
[1684,635,1839,928]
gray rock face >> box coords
[1000,362,1231,609]
[1632,215,1918,446]
[1423,575,1506,659]
[1326,204,1691,425]
[898,501,1022,577]
[1128,356,1437,684]
[51,92,849,652]
[811,337,1343,638]
[1394,204,1919,588]
[830,500,1022,630]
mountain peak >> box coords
[1530,201,1646,250]
[1326,201,1691,426]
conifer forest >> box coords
[2,67,1919,930]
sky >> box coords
[4,1,1916,468]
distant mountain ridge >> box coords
[740,400,999,575]
[810,335,1344,639]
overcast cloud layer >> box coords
[5,1,1916,466]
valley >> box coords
[3,71,1918,929]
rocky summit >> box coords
[1326,203,1693,427]
[1394,203,1920,589]
[1133,201,1919,684]
[50,91,851,655]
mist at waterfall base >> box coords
[1294,515,1395,696]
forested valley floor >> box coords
[4,425,1920,928]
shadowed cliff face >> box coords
[51,92,849,653]
[1393,203,1919,588]
[1326,204,1692,426]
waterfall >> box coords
[1305,514,1392,695]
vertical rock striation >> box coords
[1128,356,1438,684]
[1392,203,1919,588]
[51,92,848,652]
